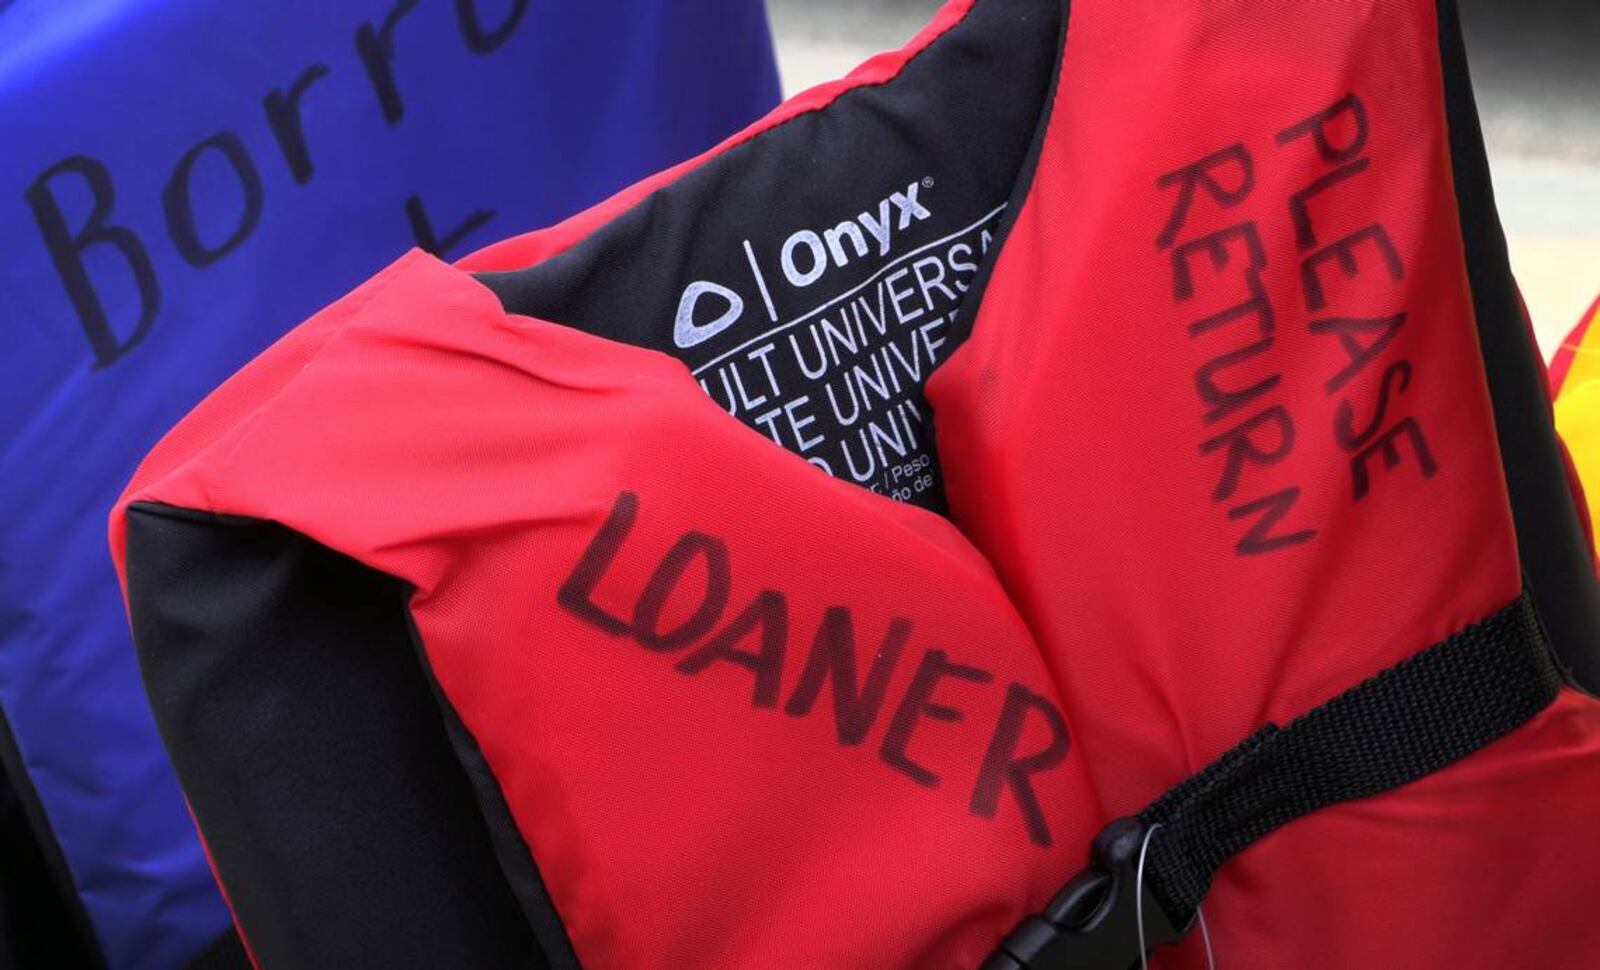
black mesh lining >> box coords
[124,504,564,970]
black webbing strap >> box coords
[1137,591,1563,921]
[984,591,1565,970]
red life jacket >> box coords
[112,1,1600,967]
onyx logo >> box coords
[674,280,747,351]
[673,178,935,350]
[778,179,933,287]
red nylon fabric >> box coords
[112,2,1600,968]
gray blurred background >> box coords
[767,0,1600,357]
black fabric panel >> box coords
[1139,592,1561,922]
[0,706,103,970]
[940,0,1070,352]
[476,0,1064,515]
[1437,0,1600,691]
[124,504,549,970]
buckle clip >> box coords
[980,818,1193,970]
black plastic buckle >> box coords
[979,818,1193,970]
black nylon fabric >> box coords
[1137,592,1562,921]
[1436,0,1600,691]
[124,503,550,970]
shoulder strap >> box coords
[985,592,1564,970]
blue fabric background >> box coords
[0,3,779,966]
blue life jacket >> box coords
[0,3,779,966]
